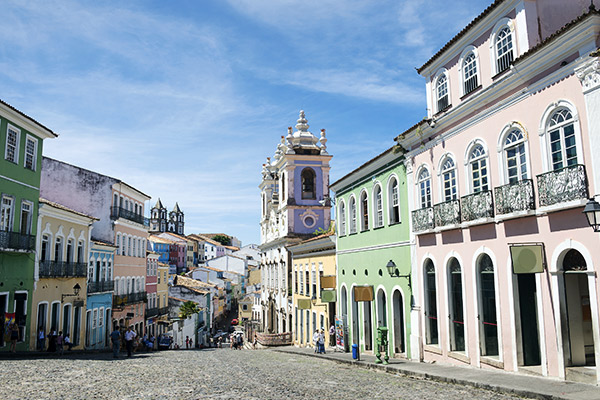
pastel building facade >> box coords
[0,99,56,351]
[397,0,600,382]
[259,110,332,335]
[86,240,115,350]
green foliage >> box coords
[179,301,200,319]
[212,234,231,246]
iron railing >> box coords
[87,280,115,294]
[433,199,461,227]
[412,206,434,232]
[113,291,147,307]
[110,206,149,226]
[0,231,35,252]
[536,164,588,207]
[39,261,87,278]
[494,179,535,215]
[146,306,169,318]
[460,190,494,222]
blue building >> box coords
[86,240,116,350]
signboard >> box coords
[510,244,545,274]
[297,299,312,309]
[353,285,373,302]
[321,289,337,303]
[335,316,346,352]
[320,276,336,289]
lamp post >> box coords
[61,283,81,303]
[386,260,411,288]
[583,198,600,232]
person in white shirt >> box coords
[124,326,137,357]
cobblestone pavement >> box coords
[0,349,530,400]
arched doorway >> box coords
[562,249,595,367]
[424,259,438,345]
[448,257,465,352]
[363,301,373,351]
[477,253,498,357]
[377,289,387,327]
[392,289,405,354]
[351,288,359,346]
[267,298,276,334]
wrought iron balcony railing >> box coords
[433,199,461,227]
[113,291,147,307]
[146,306,169,318]
[87,280,115,294]
[110,206,149,226]
[39,261,87,278]
[0,230,35,252]
[494,179,535,215]
[412,206,434,232]
[536,164,588,207]
[460,190,494,222]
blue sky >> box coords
[1,0,491,245]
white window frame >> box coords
[359,190,369,231]
[458,46,480,97]
[490,18,516,76]
[338,201,346,236]
[387,175,400,225]
[464,140,489,194]
[373,184,383,228]
[497,122,530,185]
[433,70,450,113]
[538,100,583,173]
[1,195,14,232]
[349,196,357,234]
[416,167,432,208]
[5,124,20,164]
[24,134,38,171]
[438,155,458,201]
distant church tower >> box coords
[150,199,184,235]
[259,110,332,334]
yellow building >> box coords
[289,231,336,349]
[156,261,170,336]
[30,199,96,351]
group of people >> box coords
[313,329,327,354]
[185,336,194,349]
[37,327,72,354]
[110,325,138,358]
[230,332,244,350]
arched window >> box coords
[463,52,478,94]
[436,73,449,112]
[478,254,498,357]
[441,157,457,201]
[374,185,383,228]
[281,174,286,202]
[349,197,357,234]
[360,191,369,231]
[54,237,63,262]
[496,26,514,73]
[113,194,118,207]
[503,128,527,183]
[388,177,400,224]
[417,168,432,208]
[301,168,316,199]
[339,201,346,236]
[548,109,577,171]
[424,259,438,345]
[469,144,488,193]
[116,234,121,256]
[448,257,465,352]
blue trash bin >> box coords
[352,343,358,360]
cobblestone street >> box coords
[0,349,528,400]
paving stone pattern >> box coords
[0,349,529,400]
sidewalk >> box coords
[272,346,600,400]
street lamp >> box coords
[61,283,81,302]
[583,198,600,232]
[385,260,411,288]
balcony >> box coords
[110,206,149,226]
[113,291,147,308]
[460,190,494,222]
[0,230,35,252]
[537,164,588,208]
[494,179,535,215]
[433,199,461,227]
[145,306,169,318]
[39,261,87,278]
[412,206,434,232]
[87,280,115,294]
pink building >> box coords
[397,0,600,384]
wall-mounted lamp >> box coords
[583,197,600,232]
[386,260,411,288]
[61,283,81,302]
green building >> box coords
[331,147,415,359]
[0,99,57,351]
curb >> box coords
[272,348,563,400]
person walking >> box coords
[9,323,19,353]
[329,324,335,348]
[313,330,319,353]
[64,334,73,351]
[124,326,137,357]
[56,331,64,356]
[37,327,45,352]
[253,334,258,350]
[110,326,121,359]
[318,329,326,354]
[185,336,190,349]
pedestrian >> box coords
[124,326,137,357]
[189,337,194,349]
[64,334,73,351]
[237,333,243,350]
[47,330,57,352]
[253,334,258,350]
[329,324,335,347]
[217,336,222,348]
[313,330,319,353]
[9,323,19,353]
[318,329,326,354]
[56,331,64,356]
[185,336,190,349]
[37,327,45,352]
[110,326,121,359]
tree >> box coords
[179,301,199,319]
[212,234,231,246]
